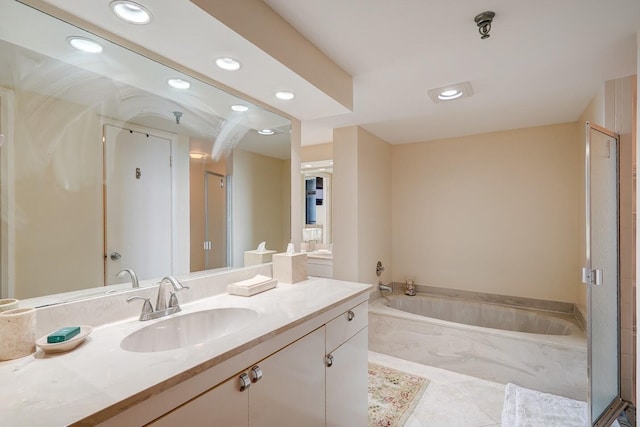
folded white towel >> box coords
[227,275,277,296]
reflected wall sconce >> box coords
[474,11,495,40]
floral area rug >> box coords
[368,362,430,427]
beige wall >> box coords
[333,126,392,285]
[290,119,302,246]
[231,149,289,266]
[301,143,333,162]
[392,123,580,303]
[12,90,103,298]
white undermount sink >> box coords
[120,307,259,353]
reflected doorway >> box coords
[103,124,173,285]
[204,171,227,269]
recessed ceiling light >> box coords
[230,104,249,112]
[110,1,152,24]
[275,91,295,101]
[258,129,275,136]
[67,36,103,53]
[438,89,463,100]
[167,78,190,89]
[427,82,473,104]
[215,57,241,71]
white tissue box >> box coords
[244,250,277,266]
[272,253,308,284]
[227,274,277,297]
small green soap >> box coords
[47,326,81,344]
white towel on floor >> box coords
[502,383,619,427]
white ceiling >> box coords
[35,0,640,146]
[265,0,640,144]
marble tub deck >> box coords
[369,294,587,401]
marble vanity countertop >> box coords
[0,277,371,426]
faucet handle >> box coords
[168,292,181,310]
[126,296,153,319]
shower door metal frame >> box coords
[584,121,625,426]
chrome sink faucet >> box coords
[117,268,139,288]
[156,276,188,311]
[126,276,189,321]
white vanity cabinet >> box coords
[148,373,248,426]
[325,301,369,426]
[148,327,325,427]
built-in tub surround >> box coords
[369,292,587,401]
[0,267,370,426]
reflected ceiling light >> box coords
[110,1,152,24]
[231,104,249,112]
[303,164,313,168]
[427,82,473,104]
[167,78,190,89]
[258,129,275,135]
[189,153,206,159]
[215,57,241,71]
[275,91,295,101]
[67,36,103,53]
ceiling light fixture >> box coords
[67,36,103,53]
[231,104,249,112]
[438,89,463,101]
[110,1,152,24]
[474,11,495,40]
[275,91,295,101]
[258,129,275,136]
[189,153,206,160]
[167,78,190,89]
[215,57,241,71]
[427,82,473,104]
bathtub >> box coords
[368,292,587,400]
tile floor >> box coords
[369,351,505,427]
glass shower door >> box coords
[584,122,622,425]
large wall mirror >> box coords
[0,1,291,302]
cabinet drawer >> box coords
[325,301,367,352]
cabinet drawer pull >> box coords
[239,372,251,391]
[250,365,263,383]
[347,310,355,321]
[325,354,334,367]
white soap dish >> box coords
[36,325,93,354]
